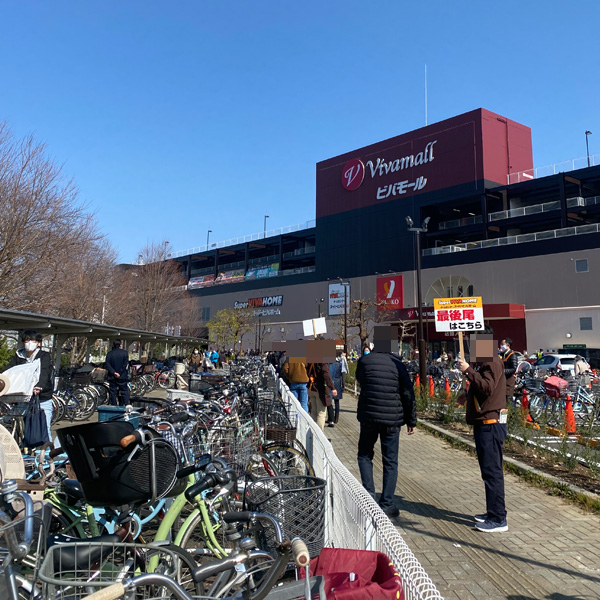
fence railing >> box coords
[276,377,443,600]
[508,153,600,184]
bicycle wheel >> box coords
[262,444,315,477]
[245,451,279,480]
[51,394,65,424]
[158,371,176,389]
[72,389,97,421]
[528,394,550,422]
[151,542,203,596]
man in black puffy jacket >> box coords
[356,326,416,518]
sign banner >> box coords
[215,269,245,284]
[376,276,403,311]
[246,263,280,280]
[328,283,350,316]
[434,297,484,332]
[188,274,215,289]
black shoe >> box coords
[380,506,400,518]
[326,421,335,427]
[334,414,339,424]
[474,513,487,523]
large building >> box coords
[173,108,600,355]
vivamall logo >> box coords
[383,280,395,299]
[341,158,365,191]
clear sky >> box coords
[1,1,598,263]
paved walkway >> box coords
[327,399,600,600]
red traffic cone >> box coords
[429,375,435,397]
[415,373,420,389]
[564,394,576,434]
[444,378,451,403]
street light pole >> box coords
[337,278,350,355]
[406,216,430,388]
[585,131,592,167]
[264,215,269,238]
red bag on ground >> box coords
[543,376,568,398]
[301,548,404,600]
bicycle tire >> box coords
[151,542,203,596]
[72,389,97,421]
[262,444,315,477]
[245,451,279,480]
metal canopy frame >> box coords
[0,308,206,365]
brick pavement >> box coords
[327,399,600,600]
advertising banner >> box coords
[188,274,215,289]
[434,296,484,332]
[215,269,245,284]
[245,263,280,280]
[376,275,403,311]
[328,283,350,316]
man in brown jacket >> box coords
[457,333,508,533]
[282,360,309,412]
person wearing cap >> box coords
[457,331,508,533]
[105,340,130,406]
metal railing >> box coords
[508,154,600,184]
[277,378,443,600]
[169,220,316,258]
[423,221,600,256]
[438,215,482,230]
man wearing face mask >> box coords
[4,330,54,442]
[187,347,203,374]
[500,338,518,406]
[457,330,508,533]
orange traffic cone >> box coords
[429,375,435,398]
[444,378,451,403]
[564,394,576,434]
[522,388,533,422]
[415,373,420,389]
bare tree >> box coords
[0,123,104,312]
[207,308,253,354]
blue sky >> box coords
[1,1,598,262]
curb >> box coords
[417,419,600,507]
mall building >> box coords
[171,108,600,356]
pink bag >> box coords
[543,376,568,398]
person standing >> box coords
[306,361,337,431]
[187,347,203,374]
[327,353,344,426]
[105,340,130,406]
[283,358,310,412]
[500,337,518,406]
[457,333,508,533]
[210,348,220,370]
[355,326,416,518]
[4,330,54,443]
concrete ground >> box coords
[327,397,600,600]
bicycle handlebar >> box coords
[291,537,310,567]
[80,583,125,600]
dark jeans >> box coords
[109,379,130,406]
[357,421,400,510]
[474,423,507,522]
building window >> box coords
[425,275,474,305]
[580,317,593,331]
[575,259,588,273]
[201,307,210,322]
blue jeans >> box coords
[357,421,400,510]
[289,382,309,412]
[39,399,53,444]
[474,423,507,522]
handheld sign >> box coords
[434,296,484,363]
[303,317,327,338]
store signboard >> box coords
[434,296,484,332]
[376,275,403,311]
[328,283,350,316]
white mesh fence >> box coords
[277,377,443,600]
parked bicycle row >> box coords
[0,359,380,600]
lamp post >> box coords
[315,298,324,318]
[206,229,212,248]
[338,278,350,354]
[264,215,269,238]
[405,215,431,388]
[585,131,592,167]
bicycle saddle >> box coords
[47,532,122,573]
[59,478,84,506]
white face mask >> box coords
[193,350,199,354]
[500,344,507,352]
[24,341,38,352]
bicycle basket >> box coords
[57,422,179,506]
[245,476,326,558]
